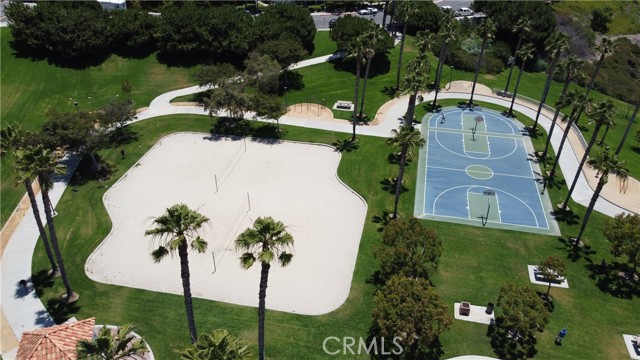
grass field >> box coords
[29,113,638,359]
[552,0,640,35]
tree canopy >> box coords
[372,275,451,359]
[330,15,393,53]
[255,4,316,53]
[604,213,640,271]
[374,217,442,282]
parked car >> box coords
[358,7,378,15]
[441,5,453,12]
[454,7,474,17]
[329,18,337,28]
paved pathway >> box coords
[1,53,637,356]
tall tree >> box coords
[374,217,442,282]
[542,56,585,159]
[19,145,77,302]
[347,34,367,142]
[145,204,210,343]
[372,275,451,358]
[615,102,639,155]
[532,31,570,132]
[537,256,566,298]
[468,18,496,107]
[574,149,628,245]
[76,324,148,360]
[235,217,294,360]
[387,125,426,219]
[359,26,386,120]
[394,1,418,90]
[507,43,535,117]
[431,19,457,109]
[548,89,590,180]
[573,37,617,126]
[494,283,549,359]
[400,55,430,126]
[562,100,617,211]
[503,18,532,94]
[15,147,59,276]
[180,329,252,360]
[604,213,640,273]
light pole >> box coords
[472,116,484,141]
[448,65,454,90]
[482,189,496,226]
[73,100,78,111]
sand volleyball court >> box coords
[85,132,367,315]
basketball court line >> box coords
[430,164,540,180]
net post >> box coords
[215,174,219,193]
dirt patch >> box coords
[286,103,334,120]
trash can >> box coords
[486,302,494,315]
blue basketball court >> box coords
[415,107,559,235]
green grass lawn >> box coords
[30,111,638,360]
[308,30,338,58]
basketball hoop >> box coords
[472,116,484,141]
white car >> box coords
[358,7,378,15]
[454,7,474,17]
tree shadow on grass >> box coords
[381,85,399,98]
[331,53,391,78]
[332,139,360,152]
[155,51,204,68]
[210,117,252,137]
[488,319,539,360]
[380,177,408,194]
[551,207,580,226]
[585,261,639,299]
[251,124,284,142]
[557,237,596,262]
[535,290,556,313]
[42,298,81,324]
[631,146,640,155]
[387,153,413,166]
[372,210,393,232]
[30,269,56,298]
[68,154,115,187]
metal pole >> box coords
[214,175,219,193]
[247,193,251,212]
[243,137,247,152]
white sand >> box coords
[85,133,367,315]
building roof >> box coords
[16,318,96,360]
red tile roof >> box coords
[16,318,95,360]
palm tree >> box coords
[532,31,570,132]
[145,204,210,344]
[347,34,367,142]
[468,18,496,107]
[562,100,617,211]
[22,145,77,303]
[387,125,426,219]
[507,43,535,117]
[394,1,418,89]
[431,20,457,109]
[574,149,628,245]
[542,56,585,159]
[235,217,293,360]
[180,329,252,360]
[413,30,434,56]
[76,324,148,360]
[548,89,590,180]
[15,148,59,277]
[400,55,430,127]
[574,37,616,126]
[616,102,639,155]
[359,27,384,120]
[503,18,532,94]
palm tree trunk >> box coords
[615,103,638,155]
[469,40,488,106]
[396,22,408,90]
[599,125,611,145]
[351,57,362,142]
[549,110,577,179]
[533,60,558,131]
[563,123,603,210]
[546,282,552,297]
[178,240,198,344]
[359,55,373,119]
[41,187,74,302]
[575,178,606,245]
[382,1,389,28]
[504,36,523,93]
[543,80,572,158]
[258,262,271,360]
[404,93,417,127]
[432,44,448,108]
[392,144,409,219]
[574,59,604,126]
[25,179,58,276]
[508,63,526,116]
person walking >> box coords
[555,327,567,344]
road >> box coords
[311,1,474,30]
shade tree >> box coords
[387,124,426,219]
[537,256,566,298]
[604,213,640,273]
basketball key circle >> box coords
[465,165,493,180]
